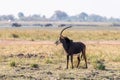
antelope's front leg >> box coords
[66,55,69,69]
[71,55,74,69]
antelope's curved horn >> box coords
[60,26,72,37]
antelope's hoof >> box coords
[83,66,88,69]
[76,66,79,68]
[72,66,74,69]
[65,67,68,69]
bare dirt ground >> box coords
[0,40,120,80]
[1,39,120,45]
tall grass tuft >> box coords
[45,58,53,64]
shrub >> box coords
[96,63,105,70]
[31,63,39,68]
[12,34,19,38]
[93,60,106,70]
[10,61,16,67]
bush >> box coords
[96,63,105,70]
[10,61,16,67]
[93,60,106,70]
[31,64,39,68]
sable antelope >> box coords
[55,26,88,69]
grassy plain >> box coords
[0,26,120,79]
[0,27,120,41]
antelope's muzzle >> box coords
[55,40,60,45]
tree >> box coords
[18,12,24,20]
[78,12,88,21]
[7,15,15,21]
[87,14,106,22]
[0,15,15,21]
[51,10,69,21]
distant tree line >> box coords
[0,10,120,22]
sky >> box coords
[0,0,120,18]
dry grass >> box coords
[0,28,120,41]
[0,41,120,62]
[0,27,120,79]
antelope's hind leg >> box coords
[82,48,88,68]
[77,54,81,68]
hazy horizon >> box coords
[0,0,120,18]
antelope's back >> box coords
[68,42,86,54]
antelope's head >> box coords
[55,26,72,45]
